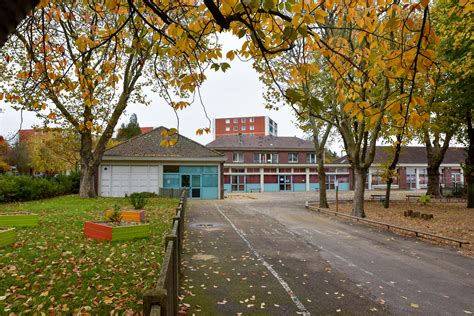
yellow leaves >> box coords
[344,102,355,113]
[196,127,211,136]
[105,0,119,10]
[313,9,329,23]
[369,114,382,126]
[410,303,420,309]
[226,50,235,61]
[160,137,178,147]
[420,0,429,8]
[172,101,189,110]
[412,96,426,106]
[47,112,57,120]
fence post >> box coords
[143,287,167,316]
[172,216,181,275]
[165,234,178,315]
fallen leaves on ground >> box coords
[337,202,474,257]
[0,195,178,313]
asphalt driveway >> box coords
[181,192,474,315]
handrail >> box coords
[143,189,188,316]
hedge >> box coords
[0,173,80,203]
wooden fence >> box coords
[143,189,187,316]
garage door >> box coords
[100,165,159,197]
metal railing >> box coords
[143,189,187,316]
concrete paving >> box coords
[181,192,474,315]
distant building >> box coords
[213,116,278,139]
[207,135,465,193]
[18,128,53,144]
[140,127,154,134]
[206,134,350,192]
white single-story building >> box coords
[99,127,226,199]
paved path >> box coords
[181,193,474,315]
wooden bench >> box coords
[249,188,261,193]
[406,194,423,202]
[370,194,385,201]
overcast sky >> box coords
[0,33,318,148]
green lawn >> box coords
[0,195,178,314]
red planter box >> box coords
[84,221,150,241]
[84,221,112,241]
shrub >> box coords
[419,194,431,205]
[0,173,80,203]
[138,192,158,198]
[107,204,123,223]
[129,192,147,209]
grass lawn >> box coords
[0,195,178,314]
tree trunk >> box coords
[384,136,402,208]
[466,109,474,208]
[79,131,97,198]
[317,155,329,208]
[384,178,393,208]
[426,166,441,197]
[352,167,367,218]
[80,165,96,197]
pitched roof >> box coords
[333,146,466,165]
[104,127,224,159]
[206,135,315,151]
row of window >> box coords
[232,152,316,164]
[225,125,255,132]
[225,117,255,124]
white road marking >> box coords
[214,203,311,316]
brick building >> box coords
[207,136,466,193]
[213,116,278,139]
[207,135,351,192]
[336,146,466,190]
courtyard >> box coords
[181,191,474,315]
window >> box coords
[233,152,244,163]
[250,133,254,136]
[231,168,245,173]
[241,118,246,123]
[250,126,255,130]
[233,118,238,123]
[164,165,180,173]
[254,153,278,163]
[306,153,316,164]
[233,126,238,131]
[247,168,260,173]
[288,153,298,163]
[241,126,246,131]
[202,174,218,187]
[225,127,230,131]
[225,119,230,124]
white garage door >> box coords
[100,165,159,197]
